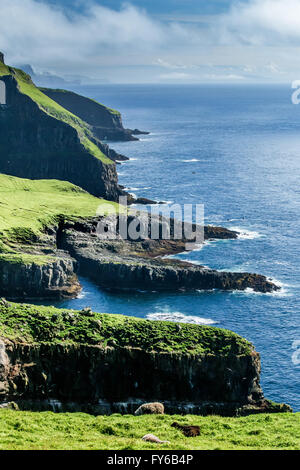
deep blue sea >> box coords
[45,84,300,410]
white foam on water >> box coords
[125,186,152,191]
[181,159,202,162]
[229,226,262,239]
[266,278,294,297]
[76,291,87,299]
[230,279,292,298]
[146,311,217,325]
[157,200,174,205]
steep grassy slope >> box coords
[0,411,299,450]
[0,58,124,199]
[40,88,139,142]
[40,87,121,118]
[0,64,111,164]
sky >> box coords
[1,0,300,83]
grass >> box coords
[40,87,121,116]
[0,253,56,266]
[0,173,122,264]
[0,65,113,164]
[0,411,299,450]
[0,301,252,354]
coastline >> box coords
[0,59,295,419]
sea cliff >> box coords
[0,59,122,200]
[41,88,148,143]
[0,174,279,299]
[0,302,291,415]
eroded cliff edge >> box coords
[0,302,291,416]
[0,59,123,200]
[0,174,279,299]
[41,88,149,143]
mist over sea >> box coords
[42,84,300,410]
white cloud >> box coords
[159,72,193,80]
[155,58,188,69]
[204,74,245,81]
[220,0,300,45]
[1,0,300,82]
[0,0,167,68]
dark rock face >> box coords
[0,75,121,200]
[0,338,266,416]
[66,238,277,293]
[0,52,4,64]
[0,216,278,300]
[0,338,291,415]
[41,88,147,142]
[61,217,278,294]
[0,256,80,299]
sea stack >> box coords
[0,52,4,63]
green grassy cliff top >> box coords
[0,64,113,164]
[0,174,121,264]
[0,301,253,355]
[40,87,121,116]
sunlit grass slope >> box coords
[0,174,120,264]
[0,411,299,450]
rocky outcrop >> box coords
[0,337,291,416]
[0,70,122,200]
[41,88,149,142]
[0,255,80,299]
[0,212,278,299]
[60,216,278,293]
[67,244,277,293]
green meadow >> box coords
[0,411,299,450]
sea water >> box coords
[40,84,300,410]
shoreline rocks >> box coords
[0,215,279,300]
[0,255,80,300]
[61,217,278,294]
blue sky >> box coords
[42,0,235,16]
[1,0,300,83]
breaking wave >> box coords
[229,226,262,239]
[146,311,217,325]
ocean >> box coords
[42,84,300,410]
